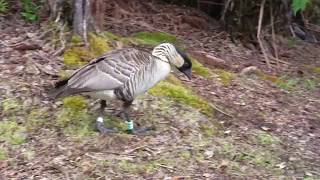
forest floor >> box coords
[1,2,320,179]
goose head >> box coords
[152,43,192,80]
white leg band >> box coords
[97,117,104,123]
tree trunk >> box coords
[47,0,105,43]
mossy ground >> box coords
[212,69,236,85]
[63,33,114,68]
[149,81,214,116]
[130,31,180,47]
[2,24,320,179]
[259,73,319,91]
[56,96,98,138]
[190,57,212,78]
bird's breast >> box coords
[85,90,116,100]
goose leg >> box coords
[96,100,117,134]
[122,101,155,135]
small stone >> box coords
[276,162,286,169]
[204,150,214,158]
[305,172,313,176]
[261,126,270,131]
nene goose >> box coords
[50,43,192,134]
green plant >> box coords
[0,0,8,13]
[292,0,310,15]
[276,77,300,90]
[20,0,40,21]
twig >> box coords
[156,163,175,172]
[209,103,233,118]
[124,145,148,154]
[52,22,66,57]
[257,0,271,69]
[270,0,280,68]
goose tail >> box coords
[47,79,70,99]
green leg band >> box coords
[126,120,134,130]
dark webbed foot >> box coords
[95,117,117,134]
[125,126,156,135]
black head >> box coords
[176,48,192,80]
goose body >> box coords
[50,43,192,134]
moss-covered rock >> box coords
[130,31,180,46]
[149,81,213,116]
[190,57,212,78]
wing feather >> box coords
[58,48,152,95]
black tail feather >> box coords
[47,79,70,99]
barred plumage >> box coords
[49,43,192,134]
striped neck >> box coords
[152,43,178,63]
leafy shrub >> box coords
[292,0,310,15]
[0,0,8,13]
[20,0,40,21]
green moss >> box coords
[213,69,235,85]
[199,124,217,137]
[102,31,121,40]
[251,151,276,168]
[116,160,158,174]
[312,67,320,74]
[179,150,192,159]
[63,47,94,67]
[97,159,112,167]
[58,70,73,80]
[56,96,96,138]
[71,35,83,44]
[256,131,280,145]
[221,142,234,155]
[23,149,35,161]
[165,74,183,85]
[0,148,7,160]
[260,73,279,83]
[62,96,87,111]
[26,108,50,131]
[261,73,318,91]
[117,160,143,173]
[149,81,213,116]
[88,33,113,56]
[190,57,212,78]
[63,33,113,68]
[1,98,21,114]
[0,120,26,145]
[131,31,180,46]
[275,77,300,90]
